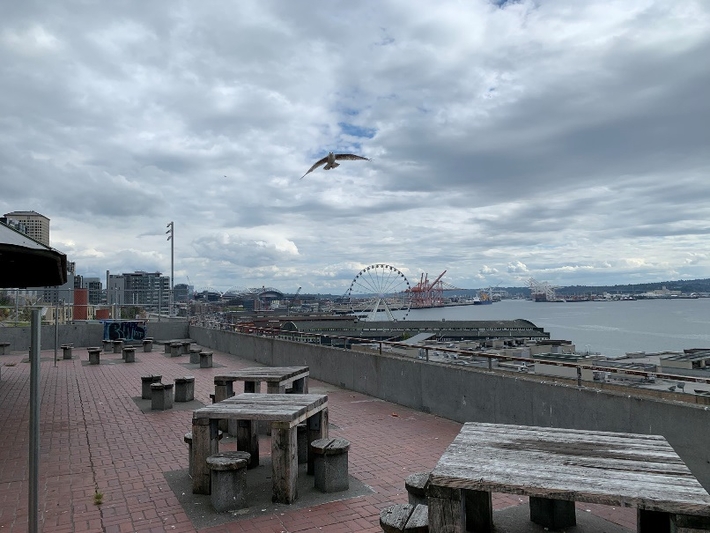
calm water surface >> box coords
[405,298,710,358]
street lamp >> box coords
[166,221,174,317]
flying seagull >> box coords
[300,152,370,179]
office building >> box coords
[2,211,50,246]
[108,271,170,311]
[82,277,103,305]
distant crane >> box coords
[408,271,461,308]
[528,278,558,302]
[286,286,302,314]
[479,283,503,303]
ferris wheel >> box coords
[346,263,412,321]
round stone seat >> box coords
[140,375,162,399]
[87,347,101,365]
[122,347,136,363]
[150,382,173,411]
[199,351,213,368]
[206,452,251,512]
[311,437,350,493]
[380,503,429,533]
[174,376,195,402]
[405,472,430,506]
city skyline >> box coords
[2,1,709,293]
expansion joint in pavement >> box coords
[74,372,107,532]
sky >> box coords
[2,0,709,295]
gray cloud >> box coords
[2,0,709,292]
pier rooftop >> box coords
[0,345,639,532]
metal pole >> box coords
[29,308,41,533]
[170,224,174,317]
[54,302,58,367]
[166,221,174,318]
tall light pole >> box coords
[166,221,174,317]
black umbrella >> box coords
[0,223,67,288]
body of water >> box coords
[404,298,710,358]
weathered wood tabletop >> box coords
[214,366,309,396]
[191,393,329,503]
[214,366,309,383]
[429,422,710,533]
[430,422,710,516]
[194,392,327,426]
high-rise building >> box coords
[82,277,103,305]
[2,211,50,246]
[107,274,126,306]
[174,283,192,302]
[108,271,170,311]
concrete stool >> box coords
[163,341,172,354]
[170,342,182,357]
[206,452,250,512]
[184,430,224,477]
[61,344,73,360]
[113,339,124,354]
[123,347,136,363]
[189,347,201,364]
[150,382,174,410]
[380,503,429,533]
[141,375,162,399]
[142,338,153,352]
[181,341,191,354]
[0,342,10,355]
[405,472,430,506]
[297,424,309,464]
[311,437,350,493]
[88,347,101,365]
[174,376,195,402]
[102,339,113,352]
[199,351,213,368]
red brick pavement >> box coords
[0,346,636,532]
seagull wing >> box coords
[333,153,370,162]
[300,156,329,180]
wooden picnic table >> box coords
[428,422,710,533]
[212,367,309,436]
[213,366,309,398]
[191,392,328,504]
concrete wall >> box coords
[189,326,710,491]
[0,320,189,351]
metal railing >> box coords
[193,319,710,396]
[0,288,190,326]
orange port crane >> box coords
[409,270,456,308]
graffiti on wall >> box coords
[103,320,147,342]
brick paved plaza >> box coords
[0,345,637,532]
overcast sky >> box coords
[2,0,709,294]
